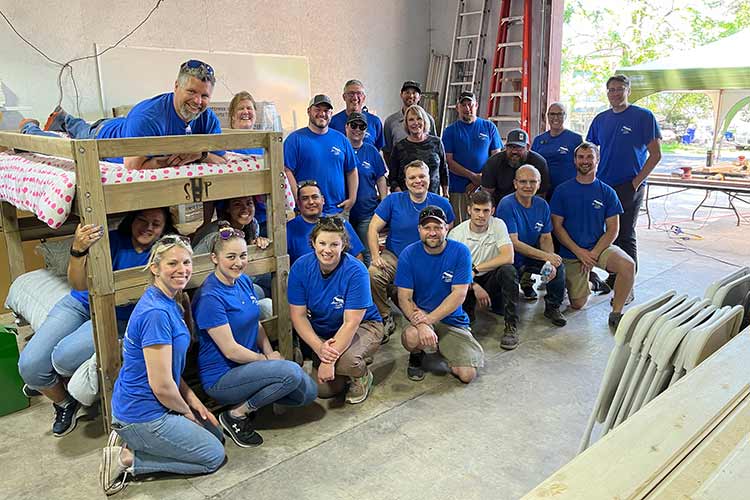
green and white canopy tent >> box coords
[617,29,750,159]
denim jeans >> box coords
[204,360,317,410]
[520,259,566,307]
[112,412,225,476]
[18,294,127,389]
[351,216,372,267]
[21,114,107,139]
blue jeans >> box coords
[351,216,372,267]
[18,294,127,389]
[112,412,225,476]
[520,259,566,307]
[21,114,107,139]
[205,360,317,410]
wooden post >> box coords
[267,132,292,359]
[0,202,26,281]
[72,139,118,432]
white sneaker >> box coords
[99,445,129,496]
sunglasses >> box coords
[318,216,345,230]
[348,122,367,131]
[218,226,245,240]
[419,207,446,223]
[181,59,214,76]
[158,234,191,246]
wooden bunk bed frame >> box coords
[0,130,291,431]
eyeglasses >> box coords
[218,226,245,240]
[607,87,628,94]
[181,59,214,76]
[157,234,191,246]
[318,216,345,229]
[548,112,564,117]
[348,122,367,131]
[344,91,365,98]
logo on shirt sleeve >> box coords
[620,126,632,135]
[592,199,604,209]
[331,146,342,156]
[441,271,454,283]
[331,296,345,309]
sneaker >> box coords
[500,323,519,350]
[421,351,450,375]
[99,445,129,496]
[609,312,624,330]
[43,106,67,132]
[346,370,374,404]
[219,410,263,448]
[590,273,611,295]
[380,314,396,345]
[521,285,538,301]
[18,118,40,132]
[407,351,425,381]
[106,429,123,449]
[22,384,41,397]
[544,304,567,327]
[52,400,83,437]
[610,290,635,307]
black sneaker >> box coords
[219,411,263,448]
[590,273,611,295]
[500,323,519,350]
[544,304,567,327]
[521,286,538,301]
[52,400,83,437]
[421,352,450,375]
[380,314,396,345]
[608,312,624,330]
[407,351,425,381]
[605,273,616,291]
[22,384,41,397]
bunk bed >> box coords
[0,129,292,430]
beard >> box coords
[179,105,203,123]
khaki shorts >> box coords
[563,245,618,301]
[433,322,485,368]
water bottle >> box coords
[540,261,554,283]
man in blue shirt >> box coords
[550,142,636,329]
[345,112,387,267]
[443,91,503,224]
[496,165,567,328]
[329,80,385,150]
[283,94,359,216]
[396,206,484,384]
[587,75,662,287]
[531,102,582,196]
[20,60,226,169]
[286,181,364,264]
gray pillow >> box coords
[36,237,74,276]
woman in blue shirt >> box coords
[192,222,317,448]
[101,235,224,495]
[18,208,175,438]
[288,217,383,404]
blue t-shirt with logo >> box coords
[586,105,661,187]
[531,129,582,191]
[549,179,623,259]
[286,215,364,264]
[329,110,385,150]
[288,253,381,339]
[283,127,357,215]
[192,273,260,389]
[350,143,387,223]
[70,230,150,322]
[97,92,224,163]
[112,286,191,423]
[394,239,472,327]
[442,118,503,193]
[374,192,454,256]
[496,193,553,268]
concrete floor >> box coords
[1,188,747,500]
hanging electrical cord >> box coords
[1,0,164,114]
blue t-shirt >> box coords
[193,273,260,389]
[586,105,661,186]
[70,230,150,322]
[531,129,583,191]
[286,215,364,264]
[233,147,265,156]
[442,118,502,193]
[350,143,387,223]
[374,192,454,257]
[283,127,357,215]
[394,239,472,327]
[288,253,381,339]
[496,193,552,268]
[329,110,385,150]
[111,286,191,423]
[549,179,624,259]
[97,93,224,163]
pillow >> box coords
[36,237,74,277]
[4,269,71,331]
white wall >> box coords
[0,0,430,129]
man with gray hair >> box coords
[20,59,226,169]
[329,79,384,150]
[382,80,437,167]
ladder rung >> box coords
[489,115,522,122]
[501,16,524,24]
[454,58,478,63]
[456,34,481,39]
[490,92,522,98]
[494,67,522,73]
[449,82,475,86]
[460,10,483,16]
[498,41,523,49]
[447,105,457,109]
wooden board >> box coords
[0,131,74,158]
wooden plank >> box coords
[95,131,268,158]
[522,332,750,500]
[0,131,75,158]
[261,317,279,342]
[0,201,26,280]
[692,435,750,499]
[89,293,119,433]
[18,215,81,241]
[101,170,271,214]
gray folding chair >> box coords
[712,274,750,308]
[704,267,750,301]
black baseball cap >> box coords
[458,91,476,102]
[419,205,448,226]
[506,128,529,147]
[346,111,368,126]
[401,80,422,93]
[308,94,333,109]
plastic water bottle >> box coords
[540,261,554,283]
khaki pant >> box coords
[368,249,399,319]
[563,245,618,301]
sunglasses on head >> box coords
[218,226,245,240]
[318,216,345,230]
[348,122,367,131]
[158,234,191,246]
[298,179,318,188]
[181,59,214,76]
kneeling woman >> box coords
[192,222,317,448]
[101,236,225,495]
[288,217,383,404]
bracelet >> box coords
[69,247,89,258]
